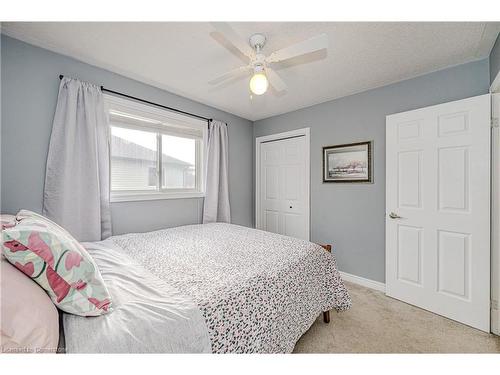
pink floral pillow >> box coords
[1,210,112,316]
[1,215,17,260]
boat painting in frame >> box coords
[323,141,372,183]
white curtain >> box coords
[43,77,111,241]
[203,120,231,223]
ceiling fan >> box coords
[209,23,328,96]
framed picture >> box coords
[323,141,372,183]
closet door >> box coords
[259,136,308,240]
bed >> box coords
[63,223,351,353]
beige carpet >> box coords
[294,282,500,353]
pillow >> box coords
[1,214,16,230]
[1,258,60,353]
[2,210,112,316]
[1,215,17,258]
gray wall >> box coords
[1,34,494,283]
[254,59,491,283]
[491,33,500,85]
[0,35,253,234]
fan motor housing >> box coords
[249,33,266,51]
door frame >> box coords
[255,128,311,240]
[491,75,500,334]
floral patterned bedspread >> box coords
[110,223,351,353]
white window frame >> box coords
[104,94,208,202]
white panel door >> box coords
[386,94,491,332]
[260,136,308,240]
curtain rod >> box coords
[59,75,213,123]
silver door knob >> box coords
[389,212,403,219]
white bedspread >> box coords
[63,240,211,353]
[110,223,351,353]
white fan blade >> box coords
[209,65,251,85]
[211,22,255,60]
[265,67,287,92]
[266,34,328,64]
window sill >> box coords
[111,191,205,203]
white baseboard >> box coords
[339,271,386,293]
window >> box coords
[147,167,157,187]
[105,94,207,201]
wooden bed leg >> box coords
[318,244,332,324]
[323,311,330,323]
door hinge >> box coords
[492,299,499,311]
[492,118,499,128]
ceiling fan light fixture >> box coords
[210,24,328,96]
[249,72,268,95]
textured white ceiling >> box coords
[2,22,499,121]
